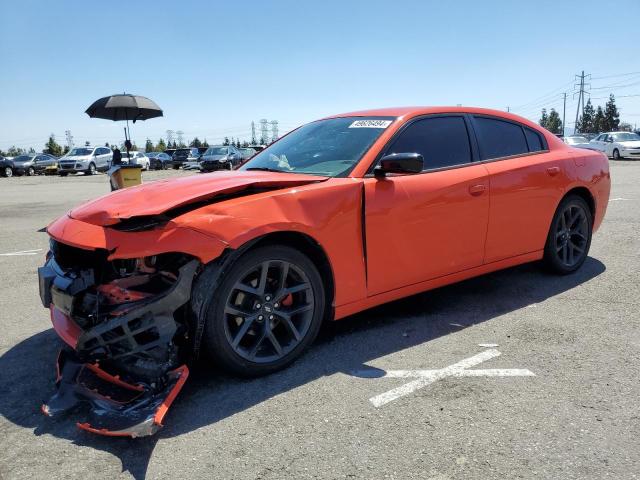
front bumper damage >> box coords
[38,246,199,437]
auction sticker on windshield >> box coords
[349,119,393,128]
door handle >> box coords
[546,166,560,176]
[468,184,486,196]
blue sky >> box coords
[1,0,639,151]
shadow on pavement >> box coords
[0,257,605,479]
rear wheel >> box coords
[3,167,12,177]
[58,172,68,177]
[612,148,621,160]
[201,245,325,376]
[543,195,592,274]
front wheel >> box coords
[200,245,325,376]
[27,167,35,176]
[86,163,96,175]
[3,167,12,177]
[543,195,592,274]
[612,149,621,160]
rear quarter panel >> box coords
[565,148,610,232]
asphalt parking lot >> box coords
[0,164,638,480]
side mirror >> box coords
[374,153,423,177]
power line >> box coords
[591,70,640,80]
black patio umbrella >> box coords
[85,93,163,155]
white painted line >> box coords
[352,349,535,407]
[478,343,499,348]
[609,197,632,202]
[0,248,43,257]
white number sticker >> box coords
[349,120,392,129]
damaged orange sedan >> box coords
[38,107,610,436]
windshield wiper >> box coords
[245,167,287,173]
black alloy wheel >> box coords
[200,245,325,376]
[544,195,592,274]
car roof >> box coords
[326,106,544,128]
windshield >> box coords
[611,132,640,142]
[566,136,588,144]
[240,117,395,177]
[13,155,33,162]
[205,147,227,155]
[67,148,93,156]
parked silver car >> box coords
[588,132,640,159]
[58,146,113,176]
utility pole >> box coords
[65,130,74,149]
[562,92,567,137]
[573,71,591,134]
[176,130,184,147]
[270,120,279,142]
[251,121,257,145]
[166,130,174,146]
[506,106,510,112]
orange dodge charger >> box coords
[38,107,610,436]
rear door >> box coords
[472,115,565,263]
[364,115,490,295]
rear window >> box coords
[524,128,545,152]
[473,116,529,160]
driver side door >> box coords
[364,115,490,296]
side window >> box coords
[385,116,472,170]
[524,127,545,152]
[473,116,529,160]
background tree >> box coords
[223,136,230,146]
[594,106,606,133]
[619,122,633,132]
[190,137,202,148]
[28,147,36,153]
[145,138,154,152]
[546,109,562,134]
[63,146,70,155]
[202,139,209,148]
[242,140,249,148]
[44,134,63,156]
[577,99,595,133]
[157,138,167,151]
[604,94,620,132]
[539,108,549,129]
[7,146,24,156]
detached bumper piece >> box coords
[38,250,200,437]
[42,349,188,437]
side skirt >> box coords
[334,250,543,320]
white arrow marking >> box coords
[352,349,535,407]
[0,248,43,257]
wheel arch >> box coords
[235,231,335,321]
[562,186,596,221]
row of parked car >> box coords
[0,144,263,177]
[562,131,640,159]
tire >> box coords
[27,167,35,176]
[3,167,12,178]
[612,149,621,160]
[200,245,325,377]
[86,163,96,175]
[58,172,68,177]
[173,165,179,170]
[543,194,593,275]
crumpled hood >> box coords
[69,170,327,226]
